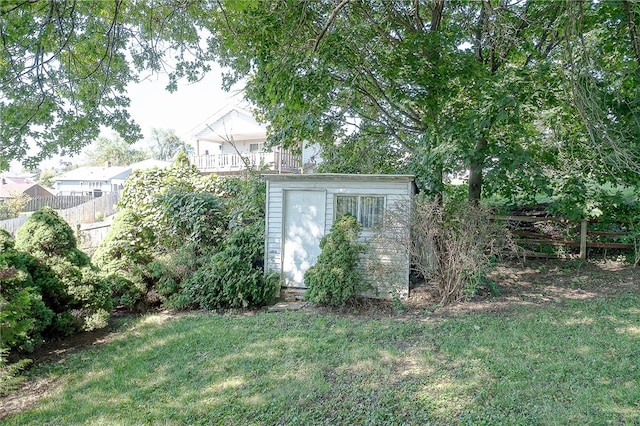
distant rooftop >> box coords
[54,166,131,182]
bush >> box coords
[0,230,54,352]
[158,190,227,251]
[92,209,155,309]
[173,222,278,310]
[403,197,519,305]
[304,214,366,307]
[14,207,111,333]
[150,243,205,307]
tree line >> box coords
[1,1,639,203]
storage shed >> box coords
[264,174,415,299]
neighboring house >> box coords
[0,176,54,201]
[129,159,172,171]
[53,165,131,196]
[263,173,416,300]
[189,104,320,175]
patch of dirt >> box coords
[1,260,637,419]
[311,259,639,320]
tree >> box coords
[84,134,148,166]
[3,1,639,204]
[0,0,212,170]
[203,1,640,202]
[150,128,194,161]
[36,169,57,189]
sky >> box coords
[126,66,244,142]
[25,66,244,172]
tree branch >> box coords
[623,0,640,68]
[314,0,350,52]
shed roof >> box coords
[263,173,415,183]
[0,182,54,198]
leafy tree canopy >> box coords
[149,128,194,161]
[84,134,149,166]
[0,0,212,170]
[2,1,639,203]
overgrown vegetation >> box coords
[385,195,520,305]
[0,192,30,220]
[94,154,275,311]
[305,214,366,306]
[1,210,111,395]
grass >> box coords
[3,292,640,425]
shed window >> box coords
[336,195,385,229]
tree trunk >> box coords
[468,136,487,203]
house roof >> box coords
[191,105,267,143]
[0,182,54,198]
[54,166,131,182]
[1,176,34,185]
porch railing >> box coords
[190,151,300,174]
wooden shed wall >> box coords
[264,174,414,299]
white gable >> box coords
[192,105,266,143]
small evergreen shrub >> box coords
[0,230,54,352]
[14,207,111,333]
[304,214,366,306]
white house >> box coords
[264,174,415,300]
[53,165,131,196]
[189,104,320,174]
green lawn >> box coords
[3,292,640,425]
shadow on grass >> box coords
[3,293,640,425]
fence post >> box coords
[580,219,588,260]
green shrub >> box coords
[304,214,366,307]
[0,232,54,352]
[93,209,154,309]
[158,190,227,250]
[0,348,31,396]
[14,207,111,334]
[174,222,277,310]
[151,243,205,306]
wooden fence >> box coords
[0,191,120,236]
[494,215,636,260]
[24,195,94,212]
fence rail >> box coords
[24,195,94,212]
[493,215,635,260]
[0,191,120,236]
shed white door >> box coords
[282,190,326,288]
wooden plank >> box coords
[493,215,569,223]
[512,230,567,240]
[580,220,587,260]
[586,242,634,249]
[518,239,581,247]
[587,231,632,237]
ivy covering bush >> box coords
[92,209,155,309]
[304,214,366,306]
[94,155,276,311]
